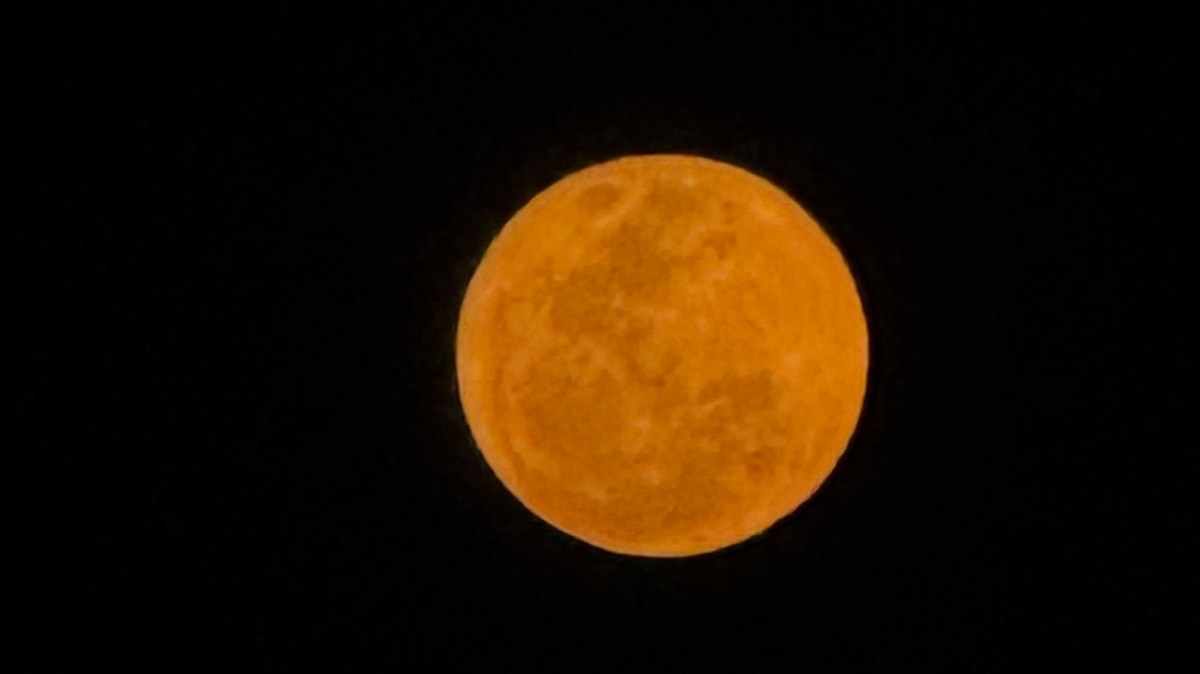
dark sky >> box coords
[22,6,1188,670]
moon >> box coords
[456,155,868,557]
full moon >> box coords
[456,155,868,557]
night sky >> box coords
[21,6,1187,669]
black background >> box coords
[24,5,1189,670]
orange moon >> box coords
[456,155,868,557]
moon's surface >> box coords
[456,155,868,557]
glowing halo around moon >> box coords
[456,154,868,557]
